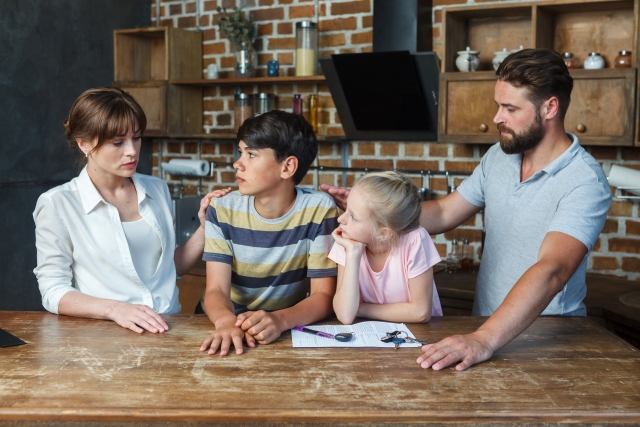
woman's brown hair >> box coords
[64,87,147,164]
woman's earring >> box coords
[377,236,383,241]
[85,151,88,158]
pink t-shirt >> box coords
[328,227,443,317]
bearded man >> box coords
[321,48,612,371]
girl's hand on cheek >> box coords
[332,228,366,254]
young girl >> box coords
[33,87,216,333]
[329,171,443,325]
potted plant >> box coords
[216,6,257,78]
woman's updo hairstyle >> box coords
[352,171,422,248]
[64,87,147,164]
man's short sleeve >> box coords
[203,202,233,264]
[456,144,498,209]
[548,181,611,251]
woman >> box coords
[33,87,218,333]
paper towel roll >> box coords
[609,164,640,196]
[161,159,210,177]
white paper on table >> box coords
[290,321,424,348]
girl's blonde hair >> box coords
[64,87,147,165]
[352,171,422,248]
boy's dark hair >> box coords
[496,48,573,120]
[238,110,317,185]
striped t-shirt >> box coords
[202,187,339,314]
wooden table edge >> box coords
[1,409,640,423]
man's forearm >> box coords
[475,259,567,352]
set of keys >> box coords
[380,331,428,349]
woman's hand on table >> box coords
[200,319,256,356]
[108,301,169,334]
[416,331,493,371]
[197,188,232,227]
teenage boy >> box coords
[199,110,338,356]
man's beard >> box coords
[498,112,545,155]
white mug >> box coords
[206,64,219,79]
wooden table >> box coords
[1,311,639,426]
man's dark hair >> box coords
[496,48,573,121]
[238,110,317,185]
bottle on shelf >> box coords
[445,239,461,273]
[461,238,474,270]
[292,94,302,115]
[309,94,318,133]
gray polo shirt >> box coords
[457,133,611,316]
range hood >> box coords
[320,50,439,141]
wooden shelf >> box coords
[171,75,326,86]
[146,131,345,142]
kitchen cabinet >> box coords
[113,27,203,135]
[438,0,640,146]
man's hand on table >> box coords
[200,318,256,356]
[416,331,494,371]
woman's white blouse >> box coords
[33,168,181,314]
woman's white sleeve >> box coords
[33,196,77,314]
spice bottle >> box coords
[234,93,253,132]
[295,21,318,76]
[292,94,302,115]
[445,239,461,273]
[461,238,474,270]
[614,50,632,68]
[309,94,318,133]
[562,52,576,69]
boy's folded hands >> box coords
[235,310,284,345]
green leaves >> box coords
[216,6,256,46]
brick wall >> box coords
[150,0,640,280]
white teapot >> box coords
[492,48,510,70]
[456,47,481,72]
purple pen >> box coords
[294,326,353,342]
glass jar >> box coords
[254,93,276,115]
[234,41,257,78]
[461,238,474,270]
[614,50,632,68]
[309,94,318,133]
[295,21,318,76]
[234,93,253,132]
[562,52,576,69]
[292,94,302,115]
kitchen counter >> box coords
[434,268,640,348]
